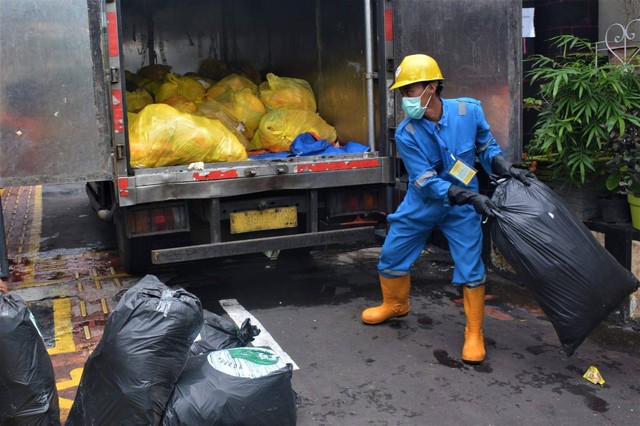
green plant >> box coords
[525,35,640,185]
[605,111,640,194]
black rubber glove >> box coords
[448,185,497,217]
[492,155,536,186]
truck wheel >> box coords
[115,211,151,274]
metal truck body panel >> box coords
[0,0,111,186]
[392,0,522,161]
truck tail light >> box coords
[328,189,381,217]
[362,192,377,210]
[127,204,189,236]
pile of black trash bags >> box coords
[0,274,297,425]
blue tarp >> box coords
[249,133,370,160]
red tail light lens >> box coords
[328,189,380,216]
[127,204,189,236]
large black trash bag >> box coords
[162,347,297,426]
[190,309,261,356]
[66,275,203,425]
[490,178,639,356]
[0,293,61,425]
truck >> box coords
[0,0,521,275]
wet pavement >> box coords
[1,183,639,425]
[174,246,640,425]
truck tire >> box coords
[115,210,152,275]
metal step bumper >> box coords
[151,226,377,264]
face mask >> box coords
[401,85,432,119]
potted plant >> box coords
[524,35,640,219]
[605,112,640,227]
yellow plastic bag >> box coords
[155,73,206,103]
[250,108,337,152]
[232,62,262,85]
[216,74,258,94]
[160,95,198,114]
[205,73,258,100]
[205,85,230,101]
[214,88,266,139]
[128,104,247,168]
[259,73,316,112]
[183,73,214,90]
[143,80,164,98]
[197,99,250,148]
[126,88,154,113]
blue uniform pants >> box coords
[378,190,486,288]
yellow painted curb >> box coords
[47,297,76,355]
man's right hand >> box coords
[492,155,536,186]
[448,185,497,217]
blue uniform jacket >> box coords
[395,97,503,202]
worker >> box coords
[361,54,534,364]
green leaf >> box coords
[606,171,622,191]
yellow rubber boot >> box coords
[361,275,410,324]
[461,285,486,364]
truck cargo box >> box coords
[102,0,394,272]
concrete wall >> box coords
[630,241,640,319]
[599,0,640,40]
[576,230,639,320]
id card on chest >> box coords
[447,156,477,186]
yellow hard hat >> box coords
[389,54,444,90]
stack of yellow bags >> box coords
[125,61,338,168]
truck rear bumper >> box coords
[151,227,376,264]
[116,155,392,206]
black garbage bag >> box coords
[162,347,297,425]
[190,309,261,356]
[66,275,203,425]
[490,178,640,356]
[0,293,60,425]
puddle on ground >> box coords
[473,362,493,373]
[526,345,547,355]
[433,349,464,369]
[416,314,434,329]
[564,384,609,413]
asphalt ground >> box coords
[176,245,640,426]
[1,183,639,425]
